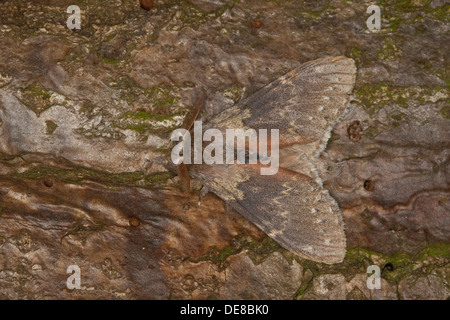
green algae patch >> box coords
[61,220,107,245]
[187,235,283,269]
[354,84,448,116]
[377,0,449,29]
[145,87,179,110]
[441,105,450,119]
[293,243,449,299]
[426,4,450,22]
[418,243,450,259]
[45,120,58,135]
[189,245,243,268]
[103,57,121,64]
[181,235,449,290]
[113,85,185,135]
[19,83,54,116]
[116,112,182,134]
[377,38,402,61]
[8,165,174,190]
[124,111,177,122]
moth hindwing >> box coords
[190,56,356,264]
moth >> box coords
[174,56,356,264]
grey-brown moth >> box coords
[178,56,356,264]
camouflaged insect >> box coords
[182,56,356,264]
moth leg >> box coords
[198,185,209,204]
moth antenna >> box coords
[177,162,191,196]
[198,185,209,205]
[176,89,208,196]
[181,88,207,131]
